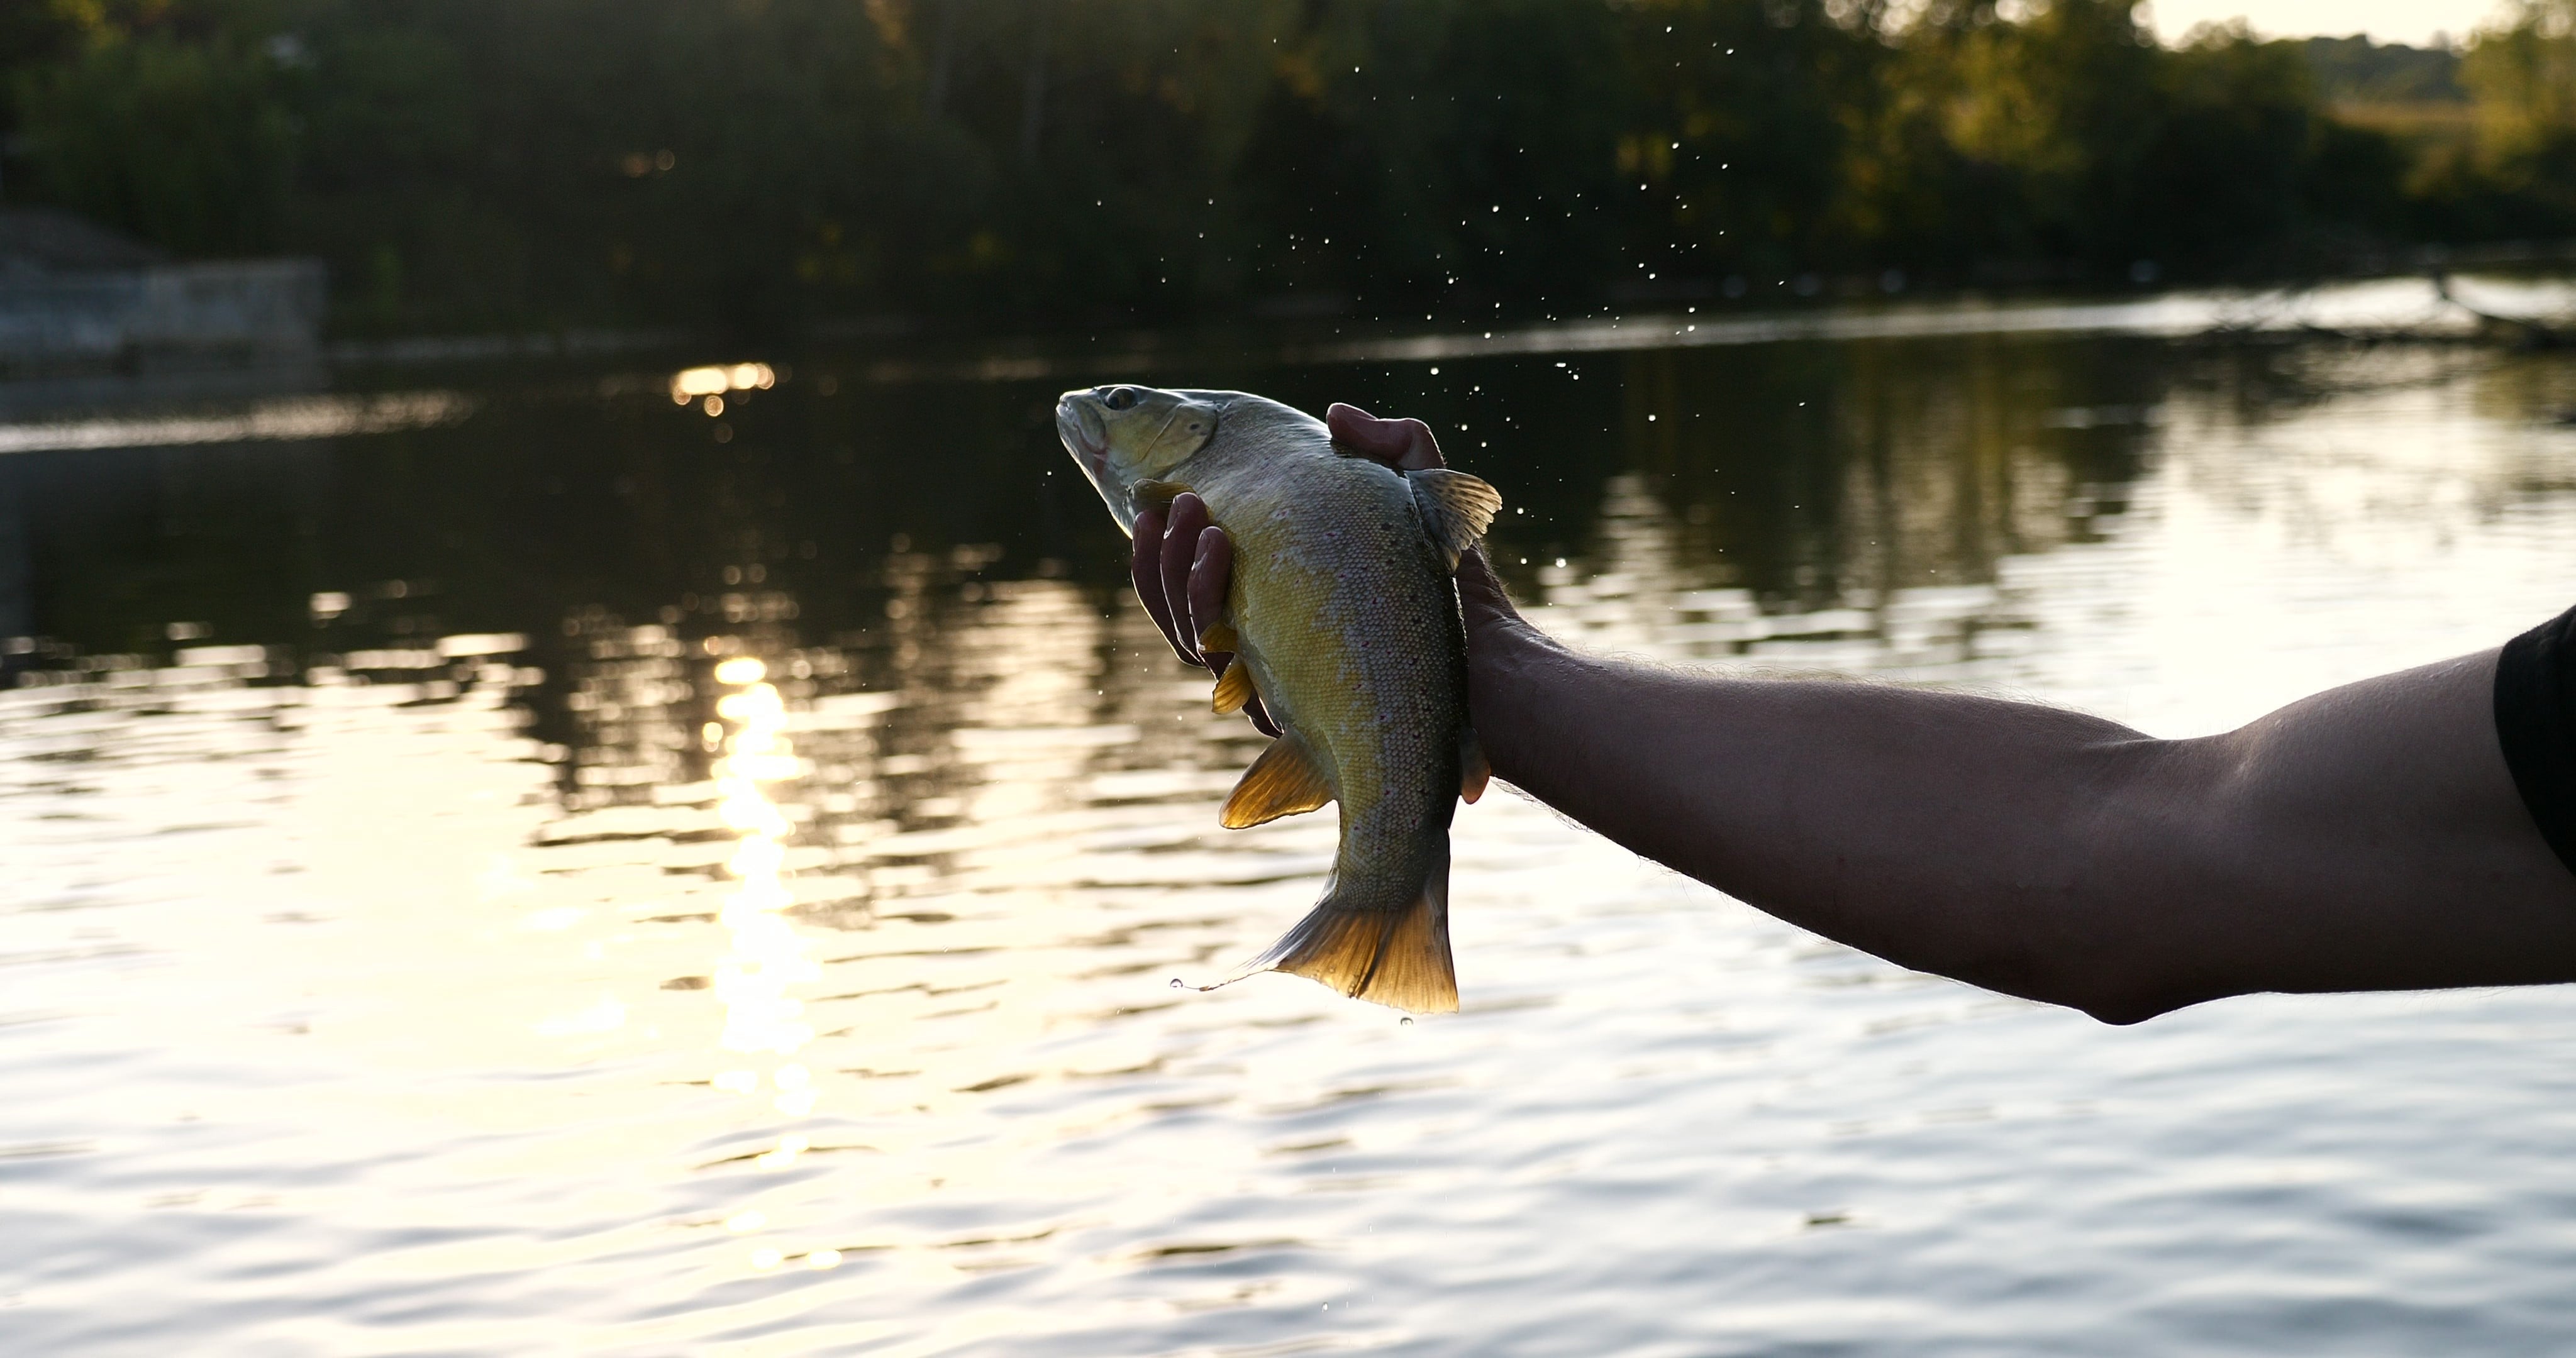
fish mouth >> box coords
[1054,394,1108,477]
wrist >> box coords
[1465,615,1568,788]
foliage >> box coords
[14,31,296,256]
[1,0,2567,335]
[2461,0,2576,221]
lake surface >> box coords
[5,289,2576,1355]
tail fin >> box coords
[1252,844,1457,1014]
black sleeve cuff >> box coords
[2496,604,2576,880]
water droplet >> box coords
[1399,1017,1414,1027]
[1170,978,1185,988]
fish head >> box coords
[1055,384,1228,534]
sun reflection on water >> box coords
[706,653,826,1267]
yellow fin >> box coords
[1460,730,1490,804]
[1407,468,1503,571]
[1211,661,1258,715]
[1197,621,1238,652]
[1256,849,1457,1013]
[1133,479,1191,514]
[1220,732,1333,829]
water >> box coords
[4,297,2576,1355]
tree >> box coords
[2461,0,2576,225]
[16,33,296,256]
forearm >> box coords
[1472,622,2185,1017]
[1464,574,2576,1021]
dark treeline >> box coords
[4,0,2572,336]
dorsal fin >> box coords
[1221,732,1335,828]
[1407,468,1503,571]
[1211,661,1258,714]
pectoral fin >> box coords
[1211,661,1258,715]
[1197,622,1238,652]
[1407,468,1504,571]
[1460,729,1490,804]
[1220,731,1334,829]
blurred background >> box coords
[4,3,2576,1356]
[1,0,2572,336]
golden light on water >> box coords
[707,653,826,1267]
[670,362,779,404]
[10,336,2576,1352]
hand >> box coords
[1130,404,1529,738]
[1322,405,1523,642]
[1132,490,1282,736]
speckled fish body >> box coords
[1054,387,1501,1012]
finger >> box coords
[1131,506,1191,664]
[1187,526,1230,650]
[1161,494,1210,665]
[1326,403,1445,471]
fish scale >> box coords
[1055,386,1502,1012]
[1230,457,1453,909]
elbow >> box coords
[1953,950,2194,1025]
[1990,968,2174,1026]
[2046,737,2234,1027]
[2053,964,2228,1026]
[2073,991,2182,1027]
[1995,927,2213,1027]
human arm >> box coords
[1468,612,2576,1023]
[1133,406,2576,1022]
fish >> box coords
[1055,385,1502,1013]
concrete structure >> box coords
[0,209,324,375]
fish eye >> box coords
[1102,386,1140,411]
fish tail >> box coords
[1248,842,1458,1014]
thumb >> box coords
[1326,404,1445,472]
